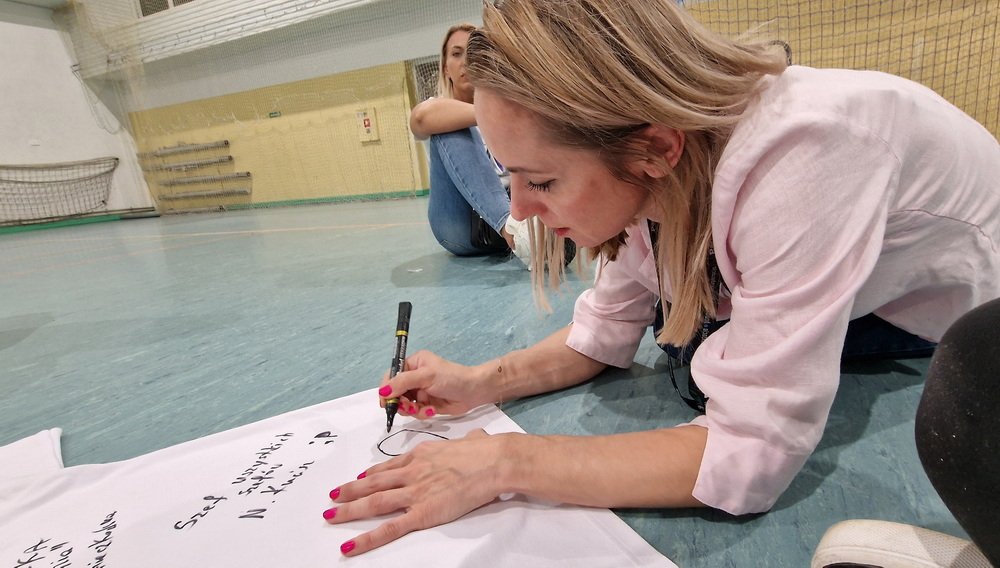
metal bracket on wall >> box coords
[144,156,234,172]
[138,140,230,159]
[159,188,252,200]
[160,172,251,187]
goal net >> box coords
[45,0,997,218]
[0,157,119,225]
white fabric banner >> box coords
[0,389,675,567]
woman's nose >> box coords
[509,182,542,221]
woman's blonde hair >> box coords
[466,0,788,346]
[436,23,478,99]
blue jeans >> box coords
[427,129,512,256]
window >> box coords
[139,0,199,17]
[411,57,439,103]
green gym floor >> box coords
[0,197,961,567]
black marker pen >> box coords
[385,301,412,432]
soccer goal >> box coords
[0,157,119,226]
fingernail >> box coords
[322,507,337,520]
[378,385,392,397]
[409,404,418,414]
[356,471,366,480]
[340,540,356,554]
[425,408,435,418]
[329,487,340,500]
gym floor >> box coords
[0,197,961,567]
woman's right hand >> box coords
[378,350,496,418]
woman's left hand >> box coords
[322,429,508,556]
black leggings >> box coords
[915,297,1000,564]
[652,309,937,413]
[653,311,937,366]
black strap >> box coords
[666,356,708,414]
[648,220,718,414]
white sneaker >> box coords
[811,520,992,568]
[504,215,532,270]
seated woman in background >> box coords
[410,24,534,266]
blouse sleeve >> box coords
[566,224,661,369]
[691,116,900,514]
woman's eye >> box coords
[526,180,552,192]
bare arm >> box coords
[482,325,705,507]
[497,426,707,508]
[479,324,608,402]
[409,97,477,140]
[381,324,608,418]
[476,326,705,508]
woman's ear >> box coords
[635,124,685,178]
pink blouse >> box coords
[566,66,1000,514]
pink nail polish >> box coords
[322,507,337,520]
[356,471,366,480]
[329,487,340,500]
[425,408,436,418]
[409,404,419,414]
[341,540,356,554]
[378,385,392,397]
